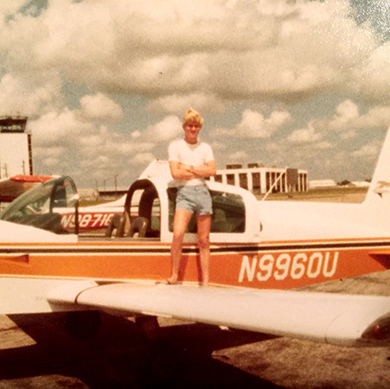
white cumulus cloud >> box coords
[212,109,291,138]
[80,93,124,121]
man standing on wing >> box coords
[165,108,216,286]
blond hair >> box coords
[182,108,203,128]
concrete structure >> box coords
[0,116,33,178]
[351,181,370,188]
[78,188,100,201]
[208,163,308,194]
[309,179,337,189]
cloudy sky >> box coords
[1,0,390,189]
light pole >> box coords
[114,174,118,195]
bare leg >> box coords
[197,214,211,287]
[167,209,193,284]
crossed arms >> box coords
[169,161,216,181]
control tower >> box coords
[0,116,33,178]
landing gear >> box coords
[64,311,102,340]
[135,316,160,341]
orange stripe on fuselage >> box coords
[0,238,390,289]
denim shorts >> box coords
[176,185,213,215]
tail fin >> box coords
[364,128,390,205]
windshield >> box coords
[0,176,78,235]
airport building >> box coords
[207,163,308,194]
[0,116,33,178]
[309,179,337,189]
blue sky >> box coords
[1,0,390,189]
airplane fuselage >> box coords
[1,236,388,290]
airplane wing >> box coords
[0,175,53,202]
[47,281,390,347]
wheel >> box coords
[135,316,160,341]
[64,311,102,340]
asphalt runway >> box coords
[1,270,390,388]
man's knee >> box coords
[172,231,185,244]
[198,234,210,250]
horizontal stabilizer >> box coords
[48,282,390,347]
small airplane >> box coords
[1,129,390,347]
[0,174,126,232]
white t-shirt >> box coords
[168,139,215,186]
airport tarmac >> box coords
[2,188,390,388]
[2,273,390,388]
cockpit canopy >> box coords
[0,176,78,235]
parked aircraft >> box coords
[0,174,126,231]
[1,129,390,346]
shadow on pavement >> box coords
[1,312,282,388]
